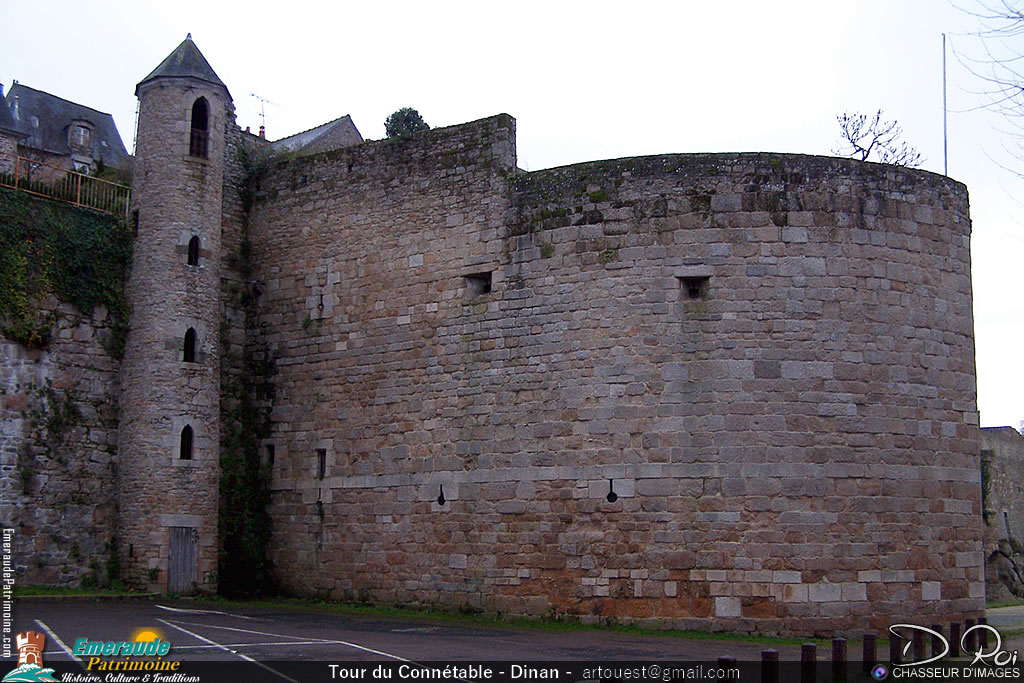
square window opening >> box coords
[678,276,710,301]
[464,272,492,296]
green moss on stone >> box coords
[0,187,131,355]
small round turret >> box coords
[118,35,229,594]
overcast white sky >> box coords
[3,0,1022,429]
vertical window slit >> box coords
[316,449,326,480]
[180,425,193,460]
[187,236,200,266]
[183,327,197,363]
[189,98,209,158]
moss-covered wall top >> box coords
[0,187,130,353]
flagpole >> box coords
[943,33,949,176]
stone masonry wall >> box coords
[0,303,119,586]
[250,116,982,636]
[981,426,1024,601]
[0,131,17,174]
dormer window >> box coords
[69,123,92,149]
[189,98,209,158]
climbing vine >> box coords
[218,140,277,597]
[981,448,992,525]
[0,187,130,354]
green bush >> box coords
[385,108,430,139]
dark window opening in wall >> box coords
[187,236,200,266]
[189,98,209,158]
[678,276,710,301]
[132,210,139,237]
[316,449,326,480]
[265,444,276,470]
[180,425,194,460]
[465,272,492,296]
[183,328,197,363]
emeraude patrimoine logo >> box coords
[2,631,57,683]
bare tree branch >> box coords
[952,1,1024,175]
[833,110,923,167]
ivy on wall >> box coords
[0,187,130,354]
[218,141,276,597]
[218,335,276,597]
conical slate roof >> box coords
[136,34,230,98]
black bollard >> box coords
[913,627,926,663]
[801,642,816,683]
[863,633,877,674]
[761,649,779,683]
[832,637,847,683]
[950,622,961,658]
[930,624,944,659]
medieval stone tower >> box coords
[117,35,227,593]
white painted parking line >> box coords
[35,619,84,670]
[165,622,329,643]
[159,618,473,683]
[163,618,416,662]
[171,640,340,651]
[155,604,258,620]
[157,618,300,683]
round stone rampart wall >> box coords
[252,119,981,636]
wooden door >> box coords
[168,526,197,594]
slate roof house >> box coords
[1,82,131,175]
[267,115,363,156]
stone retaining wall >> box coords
[0,303,119,586]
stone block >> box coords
[715,597,741,617]
[809,583,843,603]
[781,226,808,243]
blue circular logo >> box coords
[871,664,889,680]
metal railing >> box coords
[0,150,131,217]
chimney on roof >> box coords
[259,125,265,139]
